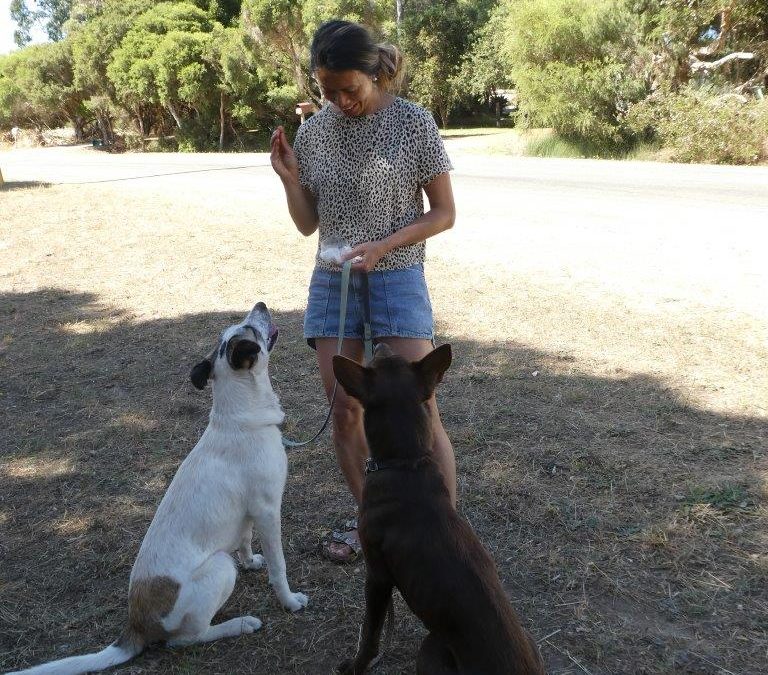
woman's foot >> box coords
[320,519,361,564]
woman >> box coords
[270,19,456,563]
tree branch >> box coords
[689,52,754,74]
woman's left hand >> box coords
[343,241,389,273]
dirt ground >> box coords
[1,147,767,674]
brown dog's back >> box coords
[362,461,543,674]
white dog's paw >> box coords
[282,592,309,612]
[242,553,265,570]
[239,616,263,634]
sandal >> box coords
[319,519,361,564]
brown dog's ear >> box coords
[333,355,371,404]
[190,359,213,390]
[413,344,452,401]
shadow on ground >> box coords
[1,289,765,674]
[0,180,53,191]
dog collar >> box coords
[365,455,430,474]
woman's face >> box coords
[314,67,378,117]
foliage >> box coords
[498,0,649,147]
[301,0,387,39]
[69,0,160,94]
[630,0,768,89]
[458,1,515,101]
[241,0,390,104]
[0,41,85,135]
[524,133,588,158]
[106,2,219,140]
[10,0,35,47]
[11,0,73,46]
[3,0,768,160]
[399,0,495,128]
[68,0,161,140]
[626,85,768,164]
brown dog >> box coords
[333,343,545,675]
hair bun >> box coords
[376,43,404,93]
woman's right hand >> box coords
[270,126,300,184]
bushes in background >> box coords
[627,87,768,164]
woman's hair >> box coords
[310,20,404,92]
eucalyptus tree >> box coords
[11,0,73,46]
[457,0,516,121]
[241,0,390,103]
[632,0,768,90]
[398,0,495,127]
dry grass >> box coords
[440,128,551,156]
[1,179,766,674]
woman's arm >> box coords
[282,180,319,238]
[270,126,319,237]
[344,172,455,272]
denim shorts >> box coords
[304,263,434,348]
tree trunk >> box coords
[219,90,226,151]
[228,115,240,149]
[167,101,183,130]
[439,104,448,130]
[696,1,737,57]
[73,115,85,142]
[289,38,318,105]
[97,115,113,145]
[136,107,145,137]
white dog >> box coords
[11,302,308,675]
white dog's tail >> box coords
[8,630,145,675]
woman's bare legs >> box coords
[315,338,367,505]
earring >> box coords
[372,76,378,82]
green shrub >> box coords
[627,87,768,165]
[503,0,648,149]
[524,129,649,159]
[525,134,594,158]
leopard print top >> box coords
[294,97,453,271]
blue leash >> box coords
[282,260,371,448]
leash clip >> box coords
[365,458,379,474]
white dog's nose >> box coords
[246,302,269,324]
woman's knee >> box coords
[332,399,363,438]
[425,397,444,428]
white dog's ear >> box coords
[333,355,371,404]
[190,359,213,389]
[413,344,452,401]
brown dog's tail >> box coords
[8,628,145,675]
